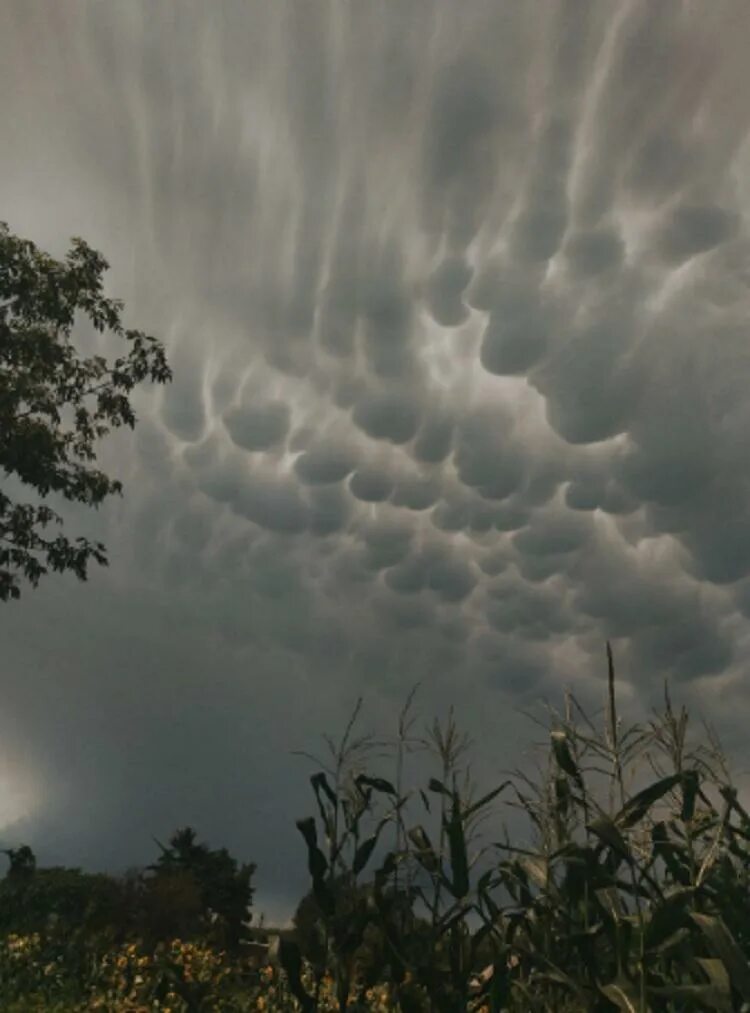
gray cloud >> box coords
[2,0,750,923]
[294,442,358,485]
[349,465,395,504]
[353,389,421,444]
[224,401,290,452]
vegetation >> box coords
[0,221,171,600]
[3,647,750,1010]
[279,647,750,1012]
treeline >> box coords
[0,828,257,956]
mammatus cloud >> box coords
[2,0,750,920]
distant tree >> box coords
[2,844,36,880]
[0,850,124,941]
[147,827,257,951]
[0,221,171,600]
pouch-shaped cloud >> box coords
[413,407,455,463]
[353,390,421,444]
[530,312,639,445]
[294,442,358,484]
[359,517,413,571]
[426,555,477,603]
[233,471,309,534]
[349,465,395,503]
[654,204,739,264]
[486,579,570,641]
[308,485,351,537]
[391,472,441,511]
[480,290,549,376]
[564,228,625,278]
[425,256,473,327]
[453,407,524,500]
[512,509,591,558]
[223,400,290,452]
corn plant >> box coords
[283,644,750,1013]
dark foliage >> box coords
[0,221,171,600]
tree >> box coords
[0,221,171,600]
[148,827,257,951]
[2,844,36,880]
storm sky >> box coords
[2,0,750,923]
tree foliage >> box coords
[148,826,257,952]
[0,221,171,600]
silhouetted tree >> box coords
[0,221,171,600]
[148,826,256,951]
[2,844,36,880]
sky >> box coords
[2,0,750,925]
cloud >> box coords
[654,204,739,264]
[453,407,524,500]
[425,256,473,327]
[349,465,395,504]
[352,390,421,445]
[2,0,750,924]
[294,442,358,485]
[224,401,290,452]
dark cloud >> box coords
[425,256,473,327]
[353,390,421,445]
[224,401,290,452]
[359,517,413,571]
[413,407,455,463]
[453,408,524,500]
[349,465,394,503]
[2,0,750,924]
[160,343,207,443]
[294,442,358,485]
[232,472,309,534]
[654,204,739,264]
[391,472,441,511]
[530,310,639,445]
[480,282,550,377]
[308,485,351,537]
[564,228,625,278]
[426,555,477,603]
[512,510,591,558]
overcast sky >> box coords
[2,0,750,924]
